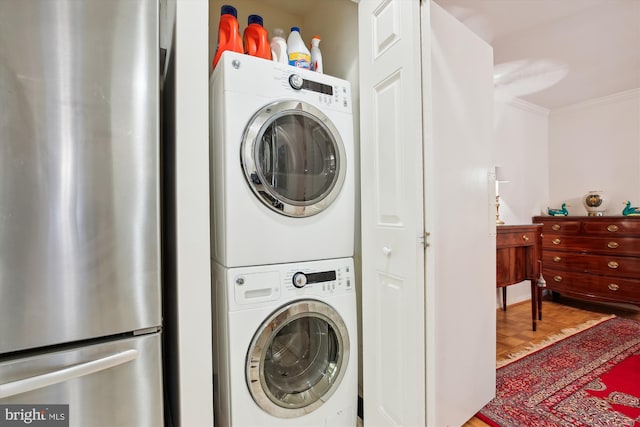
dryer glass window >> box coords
[258,113,337,204]
[241,100,347,218]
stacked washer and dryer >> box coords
[209,51,357,427]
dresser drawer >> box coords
[496,230,537,248]
[544,269,640,302]
[543,250,640,278]
[542,235,640,256]
[539,220,581,234]
[582,220,640,236]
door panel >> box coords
[0,0,161,353]
[0,334,163,426]
[424,2,496,426]
[360,1,496,426]
[359,0,426,426]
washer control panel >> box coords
[284,262,353,296]
[231,258,354,306]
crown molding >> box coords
[507,97,550,116]
[552,88,640,114]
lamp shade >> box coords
[495,166,510,183]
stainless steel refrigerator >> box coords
[0,1,163,425]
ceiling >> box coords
[433,0,640,110]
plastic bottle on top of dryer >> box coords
[310,35,323,73]
[212,5,243,70]
[270,28,288,64]
[243,14,271,60]
[286,26,311,69]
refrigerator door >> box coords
[0,0,161,353]
[0,334,163,426]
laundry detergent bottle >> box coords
[243,14,271,60]
[310,35,323,73]
[212,5,243,70]
[287,26,311,69]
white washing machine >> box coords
[212,257,358,427]
[209,51,354,267]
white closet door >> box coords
[423,2,496,426]
[360,0,496,426]
[358,0,426,426]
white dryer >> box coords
[209,51,354,267]
[212,257,357,427]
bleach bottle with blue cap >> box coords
[286,26,311,69]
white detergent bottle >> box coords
[310,35,323,73]
[287,26,311,69]
[270,28,287,64]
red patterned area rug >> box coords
[477,315,640,426]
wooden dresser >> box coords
[496,224,543,331]
[532,216,640,307]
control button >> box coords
[289,74,303,90]
[292,272,307,288]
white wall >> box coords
[548,89,640,216]
[494,95,550,306]
[173,1,214,425]
[494,88,640,308]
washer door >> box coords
[246,300,350,418]
[241,100,346,217]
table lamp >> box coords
[495,166,510,225]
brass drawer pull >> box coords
[608,261,619,269]
[607,224,619,232]
[551,224,561,231]
[608,283,620,291]
[554,275,563,282]
[608,241,619,249]
[553,256,562,262]
[522,235,529,241]
[552,238,561,245]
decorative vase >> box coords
[583,190,607,216]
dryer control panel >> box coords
[215,51,352,114]
[280,71,351,112]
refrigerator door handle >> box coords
[0,349,138,399]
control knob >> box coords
[289,74,303,90]
[292,272,307,288]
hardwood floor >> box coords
[462,293,640,427]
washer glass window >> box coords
[246,300,349,418]
[242,101,346,217]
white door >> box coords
[359,1,426,426]
[360,1,496,426]
[424,2,496,426]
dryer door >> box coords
[241,100,346,217]
[246,299,350,418]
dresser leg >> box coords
[502,287,507,311]
[530,280,537,331]
[538,287,543,320]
